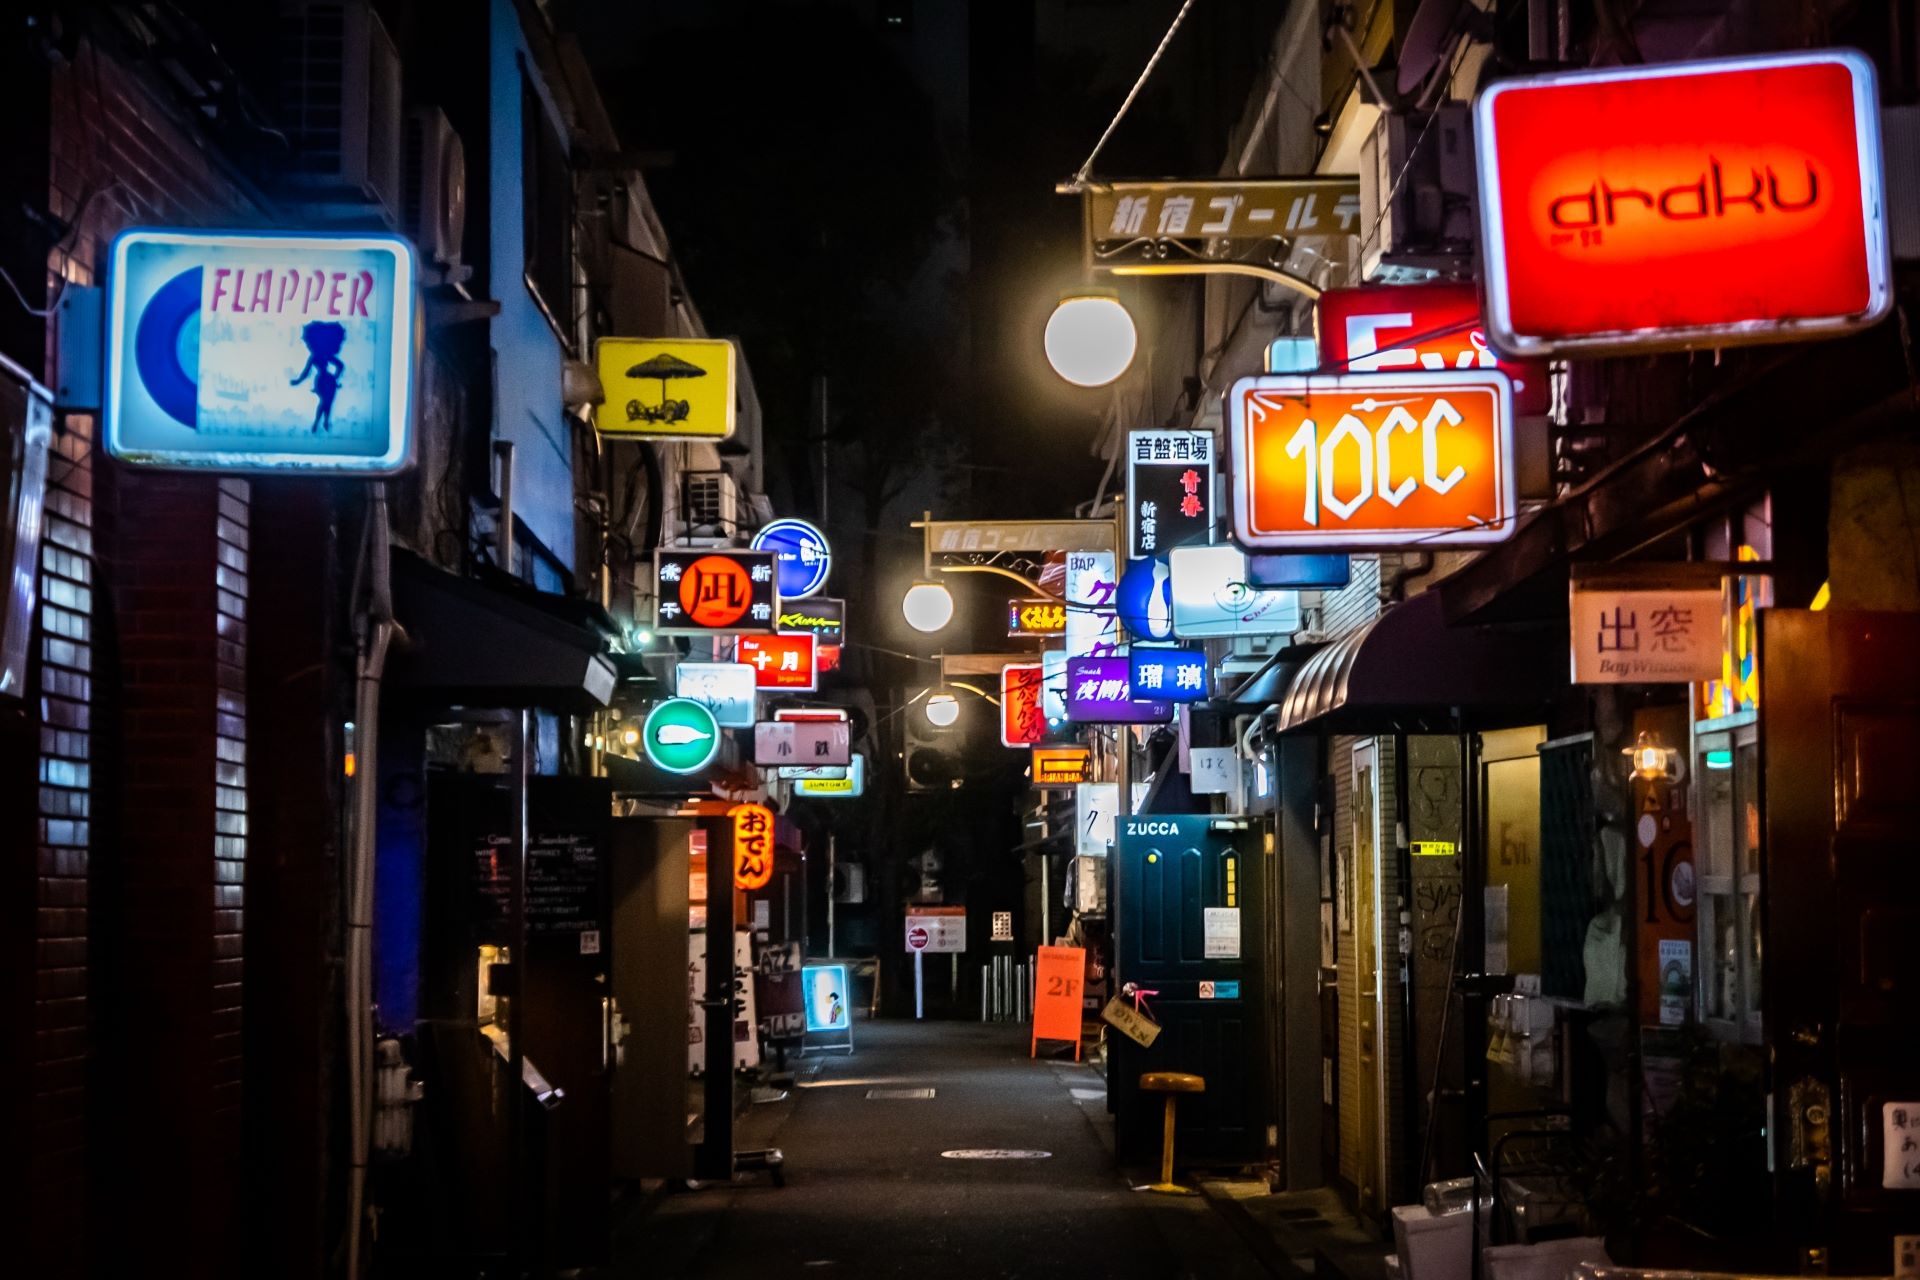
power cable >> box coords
[1071,0,1200,185]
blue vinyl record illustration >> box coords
[132,266,202,428]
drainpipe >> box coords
[346,485,398,1279]
[495,440,516,573]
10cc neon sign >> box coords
[1229,371,1516,549]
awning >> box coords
[1275,589,1562,734]
[387,551,616,711]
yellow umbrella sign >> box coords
[594,337,736,439]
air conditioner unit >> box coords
[1357,105,1476,281]
[404,106,470,282]
[677,469,739,545]
[281,1,404,226]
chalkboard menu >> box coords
[469,777,613,943]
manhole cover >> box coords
[866,1088,936,1099]
[940,1148,1052,1160]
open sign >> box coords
[1228,371,1517,549]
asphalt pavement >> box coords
[614,1018,1278,1279]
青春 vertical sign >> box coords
[1475,50,1891,356]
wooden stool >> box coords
[1136,1071,1205,1195]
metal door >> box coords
[1762,610,1920,1272]
[1114,813,1266,1163]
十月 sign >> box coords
[753,719,850,767]
[105,229,417,474]
[1475,50,1891,357]
[731,803,775,891]
[1229,371,1517,548]
[1316,282,1548,415]
[1570,567,1725,684]
[1168,544,1302,638]
[1001,663,1046,747]
[594,337,737,438]
[736,632,818,691]
[752,518,832,600]
[1129,648,1209,702]
[1127,430,1214,558]
[1007,598,1066,638]
[904,906,966,953]
[675,662,757,728]
[1032,746,1093,788]
[653,549,778,635]
[1066,656,1172,725]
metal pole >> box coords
[494,440,516,573]
[826,832,836,957]
[914,949,925,1020]
[1041,852,1051,946]
[981,965,990,1022]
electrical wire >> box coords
[1072,0,1200,185]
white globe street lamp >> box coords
[924,693,960,727]
[1044,292,1137,387]
[902,580,955,633]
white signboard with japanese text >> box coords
[1064,550,1121,659]
[1076,782,1119,858]
[675,662,757,728]
[1190,748,1241,796]
[753,720,851,768]
[1570,578,1724,684]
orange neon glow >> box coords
[1031,746,1092,786]
[730,802,775,891]
[1230,371,1515,549]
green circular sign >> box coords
[644,698,721,774]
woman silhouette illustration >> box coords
[291,321,347,433]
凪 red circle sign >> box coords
[678,554,754,629]
[906,926,930,951]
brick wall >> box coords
[24,35,258,1271]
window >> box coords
[1694,714,1760,1043]
[520,72,573,343]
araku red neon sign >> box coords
[1474,50,1891,357]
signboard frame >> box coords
[1126,430,1216,559]
[593,336,737,439]
[752,518,833,600]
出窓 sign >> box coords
[1570,567,1726,684]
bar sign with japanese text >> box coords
[1570,568,1725,684]
[1127,430,1215,559]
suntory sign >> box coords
[1228,371,1516,548]
[1475,51,1891,356]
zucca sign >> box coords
[1228,371,1516,549]
[1475,50,1891,357]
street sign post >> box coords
[904,906,966,1021]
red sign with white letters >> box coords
[1475,51,1891,357]
[735,633,818,691]
[1316,283,1548,415]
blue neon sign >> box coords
[1129,648,1210,701]
[751,518,832,600]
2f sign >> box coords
[1229,371,1517,548]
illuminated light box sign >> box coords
[753,719,850,767]
[1317,283,1548,415]
[1127,430,1215,559]
[1228,371,1517,549]
[1475,50,1891,357]
[1116,556,1174,644]
[795,753,866,798]
[674,662,757,728]
[1129,648,1209,702]
[594,337,737,439]
[1168,544,1301,638]
[1065,550,1121,659]
[779,597,844,642]
[1007,598,1066,638]
[736,632,818,692]
[105,229,416,474]
[1032,745,1093,787]
[1246,553,1350,590]
[752,518,832,600]
[1066,656,1172,725]
[802,964,853,1032]
[731,803,775,891]
[1001,662,1046,747]
[653,549,778,635]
